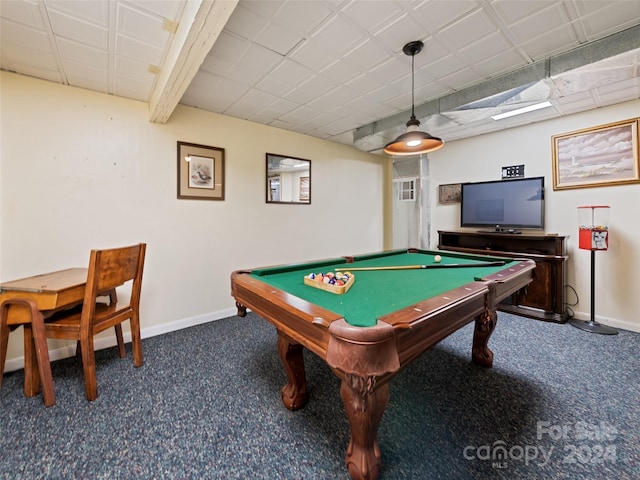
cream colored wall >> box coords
[429,99,640,332]
[0,72,387,368]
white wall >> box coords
[429,100,640,332]
[0,72,387,368]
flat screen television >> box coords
[460,177,544,233]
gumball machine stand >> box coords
[570,206,617,335]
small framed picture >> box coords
[177,141,225,200]
[438,183,461,204]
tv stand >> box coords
[438,230,569,323]
[478,229,522,234]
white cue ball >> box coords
[434,255,442,263]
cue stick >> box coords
[335,261,506,271]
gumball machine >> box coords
[570,206,617,334]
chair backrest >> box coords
[82,243,146,315]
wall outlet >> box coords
[502,164,525,179]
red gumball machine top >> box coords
[578,206,610,251]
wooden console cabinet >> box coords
[438,230,569,323]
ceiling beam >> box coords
[148,0,239,124]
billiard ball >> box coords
[434,255,442,263]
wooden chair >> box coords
[0,298,56,406]
[43,243,146,401]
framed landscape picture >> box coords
[552,118,639,190]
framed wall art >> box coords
[552,118,639,190]
[177,141,225,200]
[438,183,461,204]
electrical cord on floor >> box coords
[564,284,579,318]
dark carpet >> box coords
[1,312,638,479]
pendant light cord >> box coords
[411,52,415,118]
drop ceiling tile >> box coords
[425,54,467,81]
[372,14,426,53]
[258,97,299,117]
[56,36,108,68]
[213,77,251,108]
[209,31,251,63]
[309,14,364,55]
[116,3,168,47]
[491,0,557,24]
[438,8,499,52]
[47,9,108,49]
[267,58,314,87]
[279,104,322,124]
[0,0,45,28]
[254,73,295,97]
[1,43,59,71]
[254,20,304,56]
[343,39,393,70]
[368,58,409,85]
[132,0,184,20]
[10,63,63,83]
[308,85,360,110]
[115,34,164,65]
[63,61,108,90]
[438,67,485,90]
[411,0,479,32]
[273,0,333,35]
[199,52,233,77]
[580,5,640,39]
[366,82,409,104]
[320,58,363,83]
[224,3,269,40]
[0,18,53,52]
[521,27,580,60]
[474,48,528,77]
[241,0,284,19]
[345,73,386,95]
[235,43,283,76]
[46,0,109,25]
[458,32,513,65]
[341,0,405,32]
[285,75,338,104]
[508,4,573,46]
[115,55,155,82]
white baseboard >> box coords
[2,307,238,373]
[568,311,639,333]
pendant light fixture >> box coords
[384,41,444,156]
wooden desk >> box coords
[0,268,88,403]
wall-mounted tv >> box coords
[460,176,545,233]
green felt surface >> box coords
[250,250,513,327]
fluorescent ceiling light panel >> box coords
[491,101,552,120]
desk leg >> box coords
[472,282,497,368]
[277,332,308,411]
[340,375,387,480]
[23,325,41,397]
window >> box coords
[395,179,416,201]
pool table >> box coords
[231,248,535,480]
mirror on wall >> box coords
[266,153,311,204]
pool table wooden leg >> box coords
[472,282,497,368]
[340,375,387,480]
[277,332,308,411]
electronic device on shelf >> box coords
[460,176,545,233]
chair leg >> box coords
[29,311,55,407]
[130,313,143,368]
[79,335,98,401]
[114,325,126,358]
[0,304,10,391]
